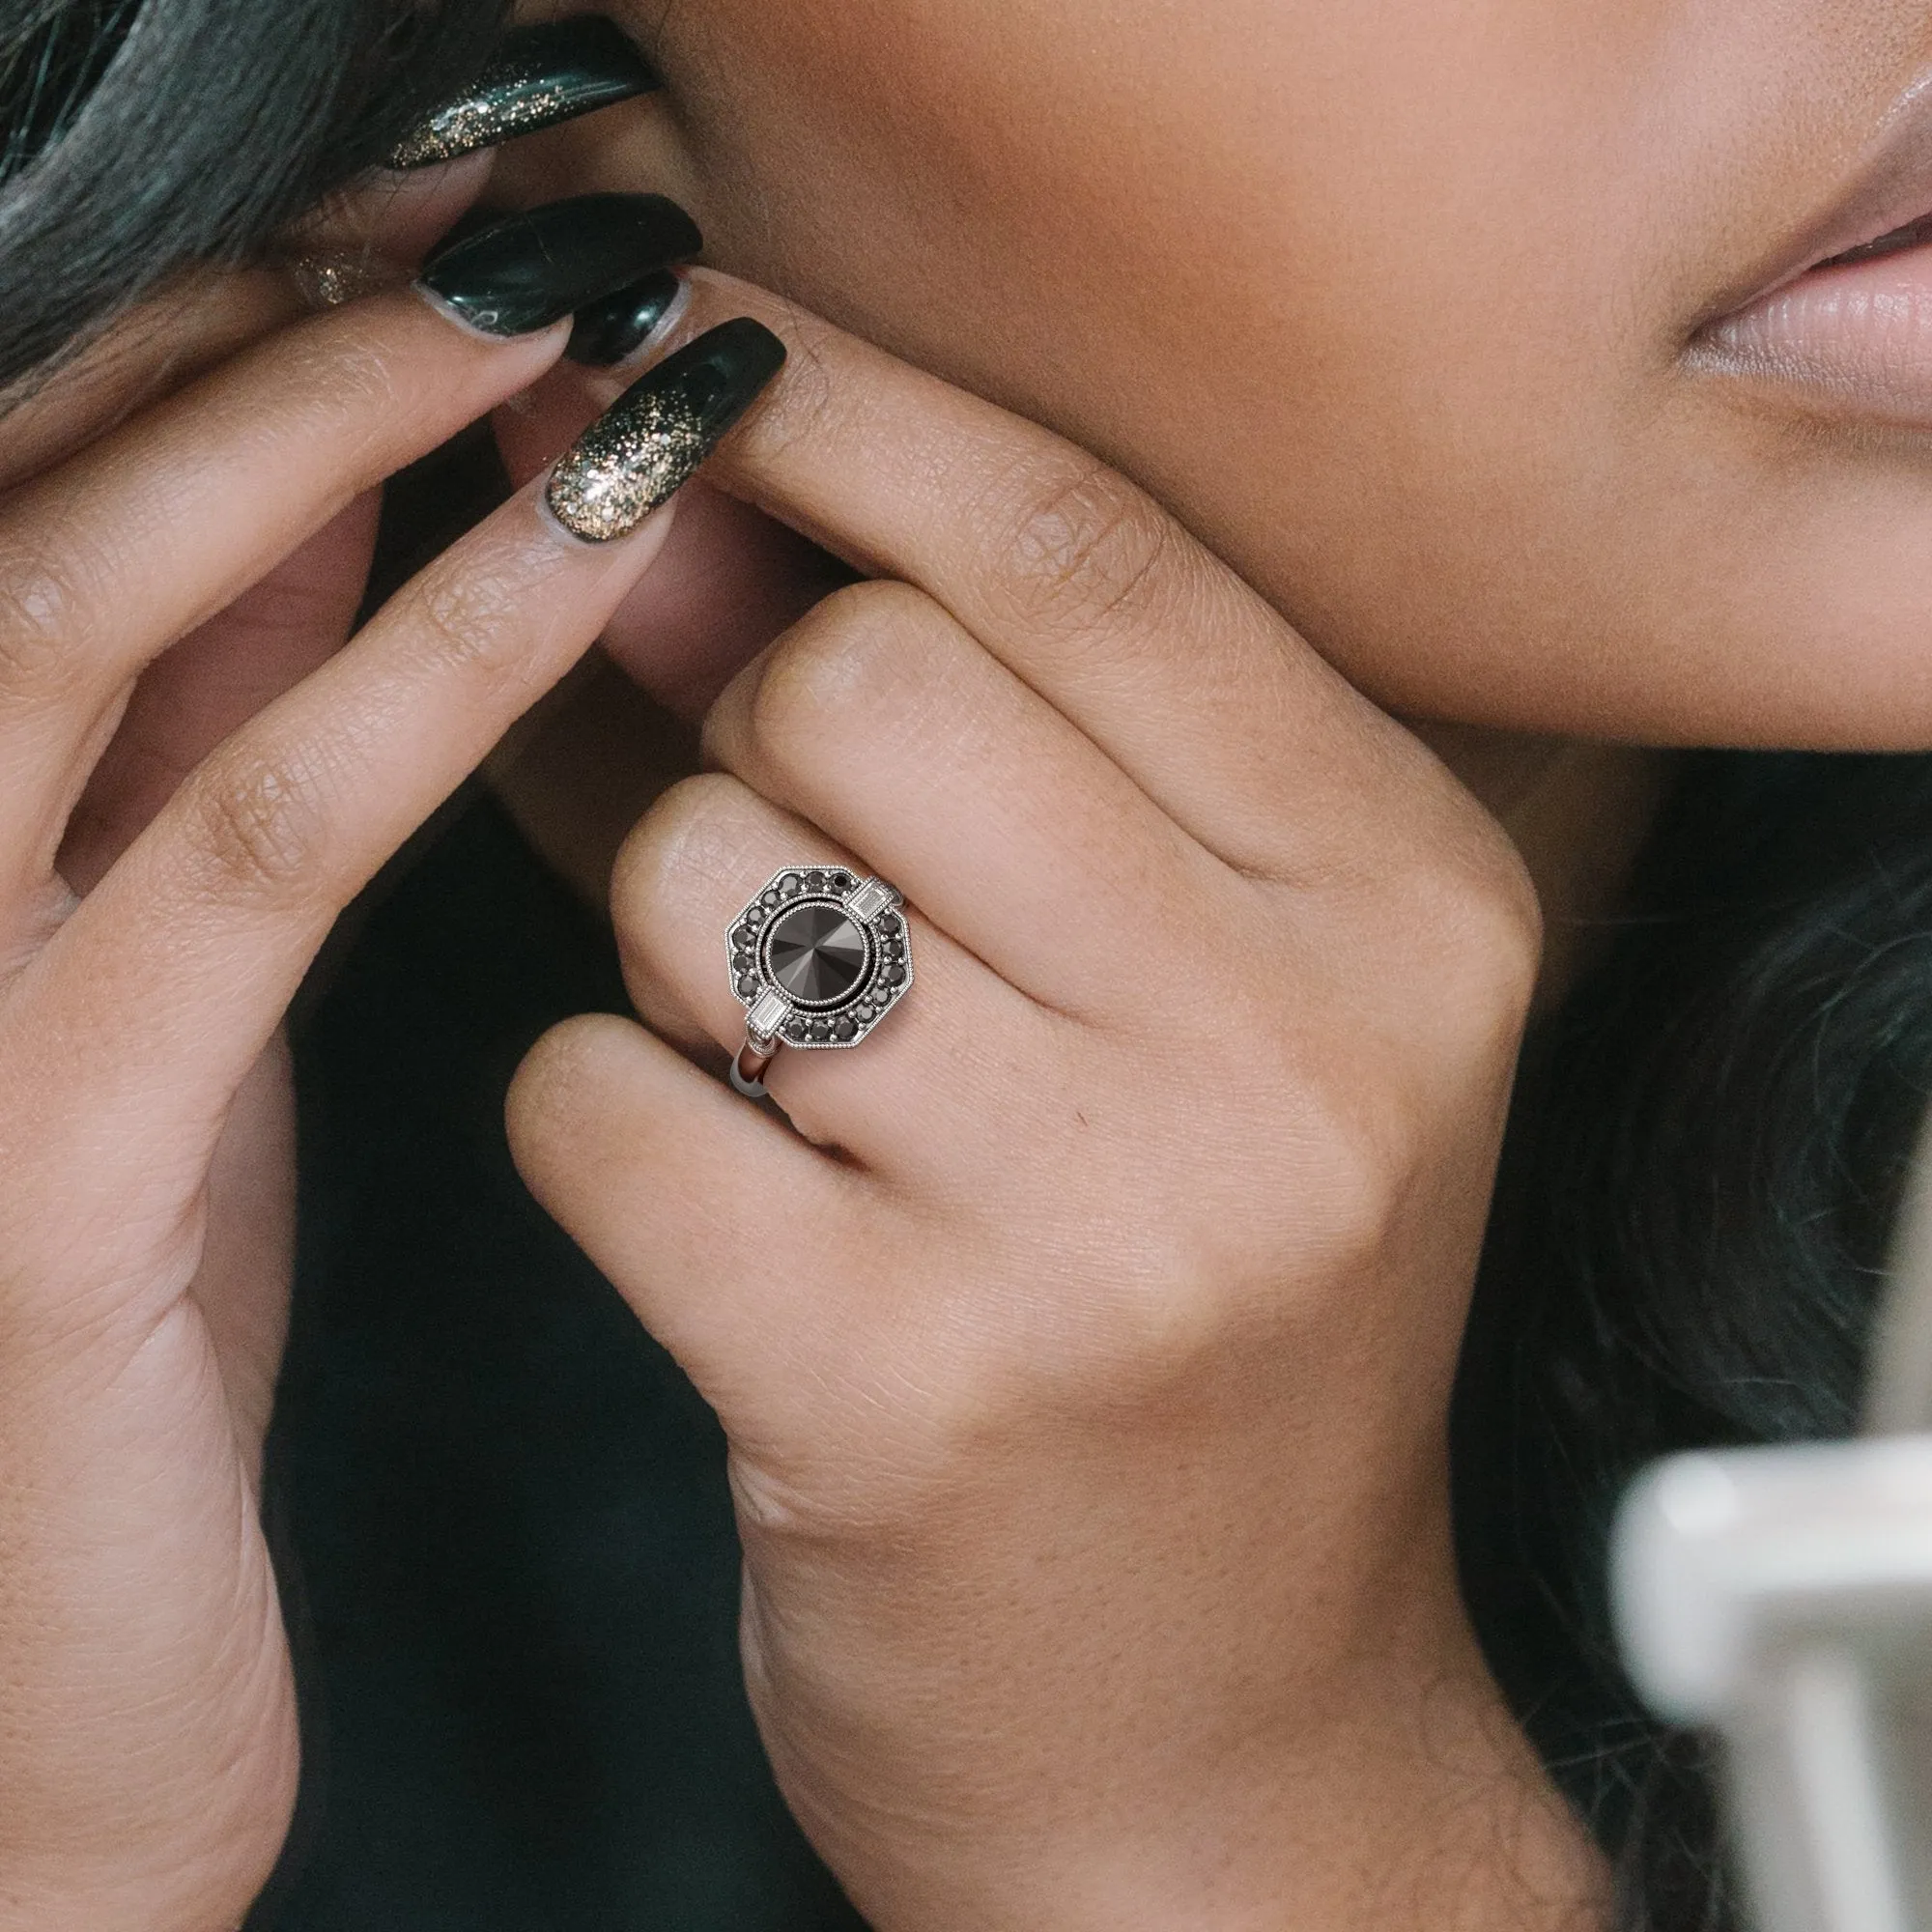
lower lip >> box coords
[1700,243,1932,425]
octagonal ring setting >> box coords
[726,867,914,1098]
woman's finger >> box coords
[0,270,301,496]
[0,157,491,495]
[701,578,1218,1018]
[506,1010,864,1405]
[56,494,383,895]
[570,270,1446,883]
[607,769,1056,1176]
[10,469,685,1296]
[0,292,565,911]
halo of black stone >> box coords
[724,866,914,1049]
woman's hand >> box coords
[509,273,1607,1930]
[0,183,701,1928]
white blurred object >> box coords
[1612,1113,1932,1932]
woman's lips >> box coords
[1697,71,1932,423]
[1698,229,1932,425]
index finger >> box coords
[570,270,1439,877]
[0,156,489,494]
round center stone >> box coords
[765,901,868,1007]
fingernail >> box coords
[546,318,786,543]
[416,194,701,337]
[388,18,662,169]
[281,249,410,311]
[566,269,686,366]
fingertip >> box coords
[506,1010,646,1194]
[295,150,497,267]
[506,1009,795,1270]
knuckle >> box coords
[610,772,748,934]
[1207,1099,1404,1292]
[0,535,99,707]
[734,581,935,770]
[980,450,1181,639]
[1166,1018,1417,1283]
[1400,832,1545,1031]
[402,554,530,690]
[1280,1103,1411,1278]
[1470,853,1545,1010]
[507,1013,630,1166]
[178,742,328,906]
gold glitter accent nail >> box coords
[281,251,405,310]
[389,76,575,168]
[545,319,786,544]
[547,384,711,543]
[386,21,659,168]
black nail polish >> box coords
[547,318,786,542]
[389,17,662,169]
[417,194,701,337]
[566,269,684,366]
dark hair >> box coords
[3,5,1918,1928]
[1457,748,1932,1927]
[0,0,506,389]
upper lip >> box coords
[1712,71,1932,322]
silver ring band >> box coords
[726,867,914,1099]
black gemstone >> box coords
[766,902,868,1006]
[746,907,766,926]
[780,873,802,895]
[881,964,906,987]
[832,870,854,890]
[834,1018,858,1040]
[784,1016,810,1041]
[735,975,757,998]
[879,913,902,935]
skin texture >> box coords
[0,168,704,1929]
[498,269,1605,1930]
[497,0,1932,748]
[475,0,1932,1919]
[11,0,1932,1927]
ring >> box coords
[725,867,915,1098]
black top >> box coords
[253,791,865,1930]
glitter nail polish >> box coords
[389,18,661,169]
[546,318,786,543]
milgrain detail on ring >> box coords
[727,867,914,1052]
[545,318,787,543]
[387,18,662,169]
